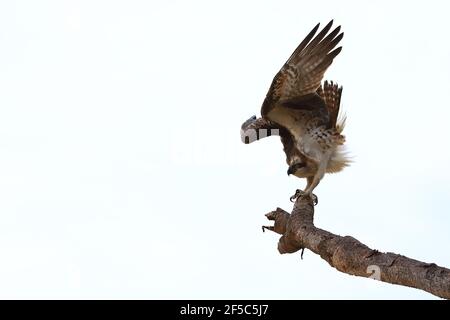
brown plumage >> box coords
[241,20,350,201]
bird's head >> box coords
[287,162,307,176]
[287,159,317,178]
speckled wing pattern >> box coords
[317,80,343,129]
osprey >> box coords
[241,20,350,204]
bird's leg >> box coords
[289,176,313,203]
[302,161,327,206]
[304,176,314,191]
[301,176,318,205]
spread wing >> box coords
[261,20,343,134]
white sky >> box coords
[0,0,449,299]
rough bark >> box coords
[263,196,450,299]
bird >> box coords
[241,20,350,204]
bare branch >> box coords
[264,197,450,299]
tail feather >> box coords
[327,145,352,173]
[319,80,350,173]
[335,112,346,133]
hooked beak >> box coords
[287,162,306,176]
[287,167,294,176]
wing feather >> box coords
[259,21,344,154]
[262,20,343,111]
[318,80,343,129]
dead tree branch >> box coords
[263,197,450,299]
